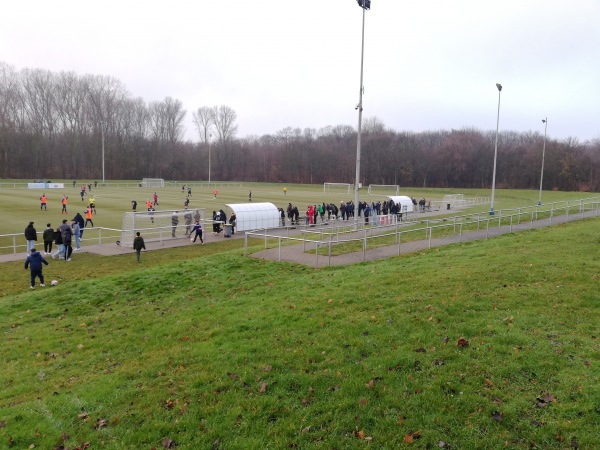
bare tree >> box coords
[192,106,214,143]
[212,105,238,143]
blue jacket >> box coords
[25,251,48,271]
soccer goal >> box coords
[367,184,400,195]
[120,208,206,247]
[141,178,165,188]
[323,182,352,195]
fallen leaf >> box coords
[404,434,413,444]
[365,379,374,388]
[95,418,108,428]
[457,338,470,347]
[491,411,502,422]
[259,382,267,393]
[162,437,177,449]
[485,378,494,387]
[263,365,272,372]
[355,429,366,439]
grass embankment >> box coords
[1,219,599,449]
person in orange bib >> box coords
[61,195,68,214]
[85,206,94,227]
[40,194,47,210]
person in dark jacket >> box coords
[59,219,73,261]
[132,232,146,263]
[42,223,54,255]
[51,227,64,260]
[191,221,204,244]
[24,248,48,289]
[72,212,85,237]
[24,221,37,256]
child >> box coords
[24,248,48,289]
[191,221,204,244]
[133,232,146,263]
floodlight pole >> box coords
[490,83,502,215]
[208,133,212,185]
[101,124,105,186]
[354,1,369,229]
[538,118,548,206]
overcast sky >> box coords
[3,0,599,142]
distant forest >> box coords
[2,62,600,191]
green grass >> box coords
[1,217,600,448]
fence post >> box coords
[397,231,401,255]
[428,227,432,249]
[264,228,268,249]
[316,241,319,268]
[363,235,367,261]
[486,219,490,238]
[278,237,282,261]
[510,215,513,232]
[329,235,332,267]
[459,223,463,243]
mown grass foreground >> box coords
[1,220,600,449]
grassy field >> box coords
[0,180,594,235]
[1,182,600,448]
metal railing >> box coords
[244,197,600,268]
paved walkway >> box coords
[250,209,600,268]
[4,208,596,267]
[0,231,244,263]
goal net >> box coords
[120,208,206,247]
[441,194,465,208]
[142,178,165,188]
[323,182,352,194]
[368,184,400,195]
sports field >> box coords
[0,180,592,236]
[1,182,600,448]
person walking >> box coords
[85,206,94,228]
[42,223,54,255]
[89,196,96,214]
[183,208,193,237]
[171,211,179,237]
[51,227,65,260]
[24,221,37,256]
[153,192,158,206]
[24,248,48,289]
[59,219,73,261]
[40,193,47,210]
[72,219,81,251]
[191,221,204,244]
[133,232,146,263]
[131,200,137,211]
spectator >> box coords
[42,223,54,255]
[171,211,179,237]
[191,221,204,244]
[59,219,73,261]
[24,221,37,256]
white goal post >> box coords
[142,178,165,188]
[120,208,206,247]
[368,184,400,195]
[323,182,352,194]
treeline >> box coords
[1,62,599,191]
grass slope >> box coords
[1,219,599,449]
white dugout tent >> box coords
[387,195,415,213]
[226,202,280,232]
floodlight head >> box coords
[542,119,546,123]
[496,83,502,91]
[357,0,371,10]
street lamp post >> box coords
[538,118,548,206]
[490,83,502,215]
[208,133,212,185]
[354,0,370,228]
